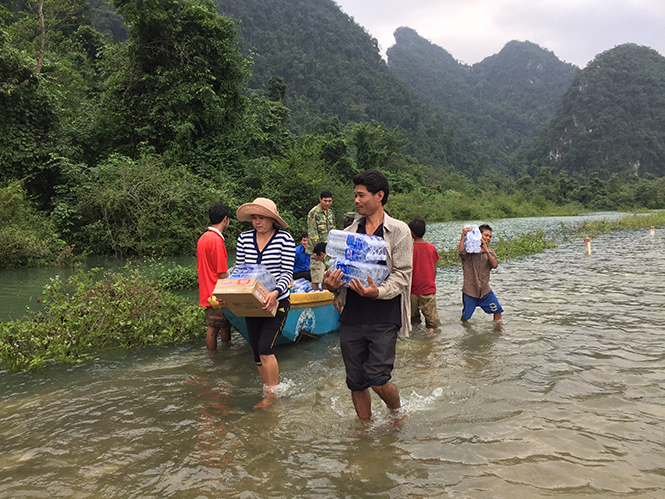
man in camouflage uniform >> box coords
[306,190,335,256]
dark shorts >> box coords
[462,291,503,320]
[245,298,291,365]
[204,306,230,329]
[339,322,398,391]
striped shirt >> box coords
[236,229,295,301]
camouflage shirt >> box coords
[306,204,335,253]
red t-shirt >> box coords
[197,228,228,307]
[411,241,439,295]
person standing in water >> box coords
[459,224,503,323]
[235,198,296,408]
[324,170,412,420]
[197,204,232,350]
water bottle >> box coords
[329,258,389,288]
[326,229,387,262]
[228,263,277,291]
[291,278,312,294]
[464,225,482,253]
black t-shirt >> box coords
[339,219,401,327]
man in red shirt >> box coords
[409,217,441,333]
[197,204,232,349]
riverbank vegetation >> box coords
[438,210,665,268]
[562,211,665,239]
[0,267,202,371]
[438,230,559,268]
[2,0,665,271]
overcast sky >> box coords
[334,0,665,68]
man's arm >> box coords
[483,244,498,269]
[375,225,412,301]
[459,227,471,254]
[306,210,320,252]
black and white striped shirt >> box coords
[236,229,295,301]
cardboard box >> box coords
[212,278,277,317]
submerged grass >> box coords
[561,211,665,239]
[0,267,203,371]
[142,261,199,290]
[438,210,664,269]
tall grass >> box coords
[390,189,584,223]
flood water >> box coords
[1,214,665,498]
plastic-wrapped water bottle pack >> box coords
[326,229,390,288]
[329,258,389,288]
[228,263,276,291]
[464,225,482,253]
[326,230,387,262]
[290,278,326,294]
[291,278,312,294]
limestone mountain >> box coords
[521,43,665,178]
[387,27,579,172]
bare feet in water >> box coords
[255,387,278,408]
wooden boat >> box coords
[222,290,340,345]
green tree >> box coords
[53,154,234,256]
[0,27,59,198]
[96,0,250,165]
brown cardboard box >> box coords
[212,278,277,317]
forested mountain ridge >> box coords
[520,44,665,179]
[213,0,481,175]
[387,27,579,172]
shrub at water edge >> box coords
[0,267,203,371]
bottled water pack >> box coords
[291,278,312,294]
[329,258,389,288]
[464,225,482,253]
[326,229,387,262]
[228,263,276,291]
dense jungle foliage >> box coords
[214,0,482,175]
[1,0,664,271]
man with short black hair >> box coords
[324,170,412,420]
[306,190,335,254]
[197,204,232,349]
[293,232,311,281]
[459,223,503,323]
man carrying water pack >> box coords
[459,224,503,323]
[323,170,412,420]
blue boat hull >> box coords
[222,291,340,345]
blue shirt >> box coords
[293,244,310,273]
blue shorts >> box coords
[462,291,503,320]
